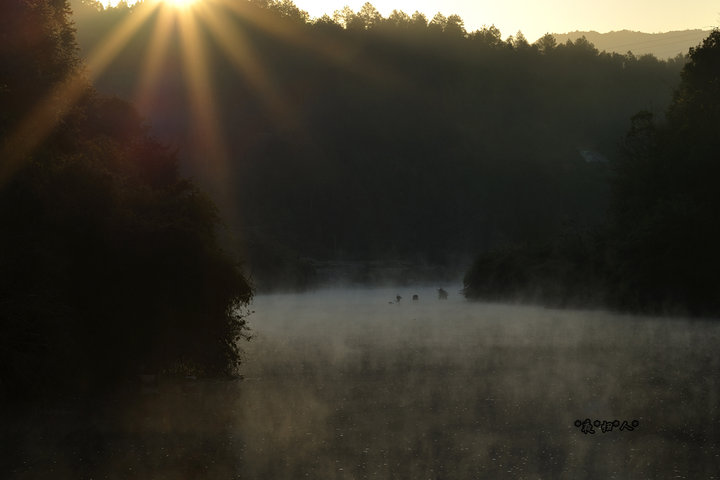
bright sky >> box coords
[293,0,719,41]
[108,0,720,42]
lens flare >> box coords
[163,0,200,9]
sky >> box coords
[109,0,720,42]
[290,0,719,41]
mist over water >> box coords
[5,1,720,478]
[6,286,720,478]
[235,286,720,478]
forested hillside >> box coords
[465,30,720,315]
[1,0,252,401]
[70,0,686,286]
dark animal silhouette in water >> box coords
[438,288,448,300]
[396,295,402,303]
[412,294,419,301]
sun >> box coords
[162,0,201,9]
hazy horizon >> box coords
[104,0,719,42]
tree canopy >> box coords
[1,0,252,402]
[68,1,685,288]
[465,30,720,316]
[607,29,720,314]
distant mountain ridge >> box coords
[552,29,711,59]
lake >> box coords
[5,285,719,478]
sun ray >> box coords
[163,0,201,9]
[2,0,409,192]
[194,2,297,130]
[212,0,405,89]
[0,0,160,188]
[134,4,176,112]
[177,8,233,211]
[83,1,161,79]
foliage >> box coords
[1,0,79,135]
[68,1,685,276]
[463,226,608,307]
[466,30,720,316]
[239,229,318,292]
[0,0,252,401]
[606,29,720,314]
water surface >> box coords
[6,286,720,479]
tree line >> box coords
[67,0,688,291]
[464,30,720,316]
[1,0,252,402]
[66,0,717,315]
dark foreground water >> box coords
[4,286,720,479]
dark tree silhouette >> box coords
[465,30,720,316]
[607,29,720,314]
[67,1,686,289]
[0,0,252,402]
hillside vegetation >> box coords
[69,0,686,289]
